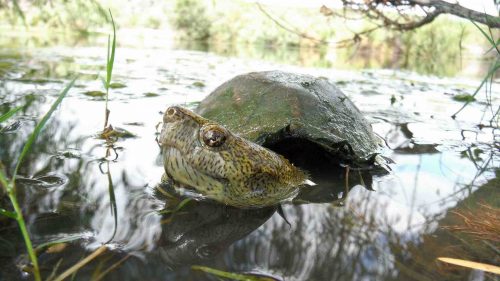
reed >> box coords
[0,78,76,281]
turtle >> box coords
[159,71,386,208]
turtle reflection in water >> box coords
[159,71,385,208]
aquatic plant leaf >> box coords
[106,10,116,89]
[108,82,126,89]
[0,208,17,219]
[159,198,192,215]
[192,81,205,87]
[144,92,159,97]
[192,266,278,281]
[13,77,76,179]
[0,106,23,123]
[452,94,476,103]
[83,91,106,97]
[438,257,500,274]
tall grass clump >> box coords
[172,0,211,40]
[0,78,76,281]
[452,22,499,122]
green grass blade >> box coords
[0,106,23,123]
[106,35,110,89]
[35,234,85,253]
[471,21,495,46]
[8,190,41,281]
[471,20,499,54]
[158,198,192,215]
[13,77,76,179]
[106,10,116,87]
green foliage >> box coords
[0,0,108,32]
[172,0,212,40]
[452,22,499,119]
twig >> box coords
[52,246,108,281]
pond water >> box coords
[0,30,499,281]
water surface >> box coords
[0,30,498,281]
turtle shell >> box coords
[196,71,381,167]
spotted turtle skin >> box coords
[159,106,307,208]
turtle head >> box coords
[161,106,231,152]
[159,106,308,207]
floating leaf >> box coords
[390,95,396,105]
[192,81,205,88]
[452,94,475,103]
[108,82,126,89]
[83,91,106,97]
[144,92,159,97]
[438,257,500,274]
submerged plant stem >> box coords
[8,190,41,281]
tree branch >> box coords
[412,0,500,28]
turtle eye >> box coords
[201,126,227,148]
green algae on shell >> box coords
[196,71,383,167]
